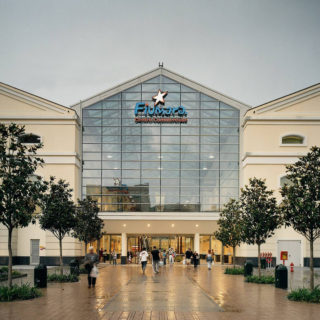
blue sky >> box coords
[0,0,319,107]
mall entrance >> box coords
[127,235,194,264]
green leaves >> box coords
[214,198,242,248]
[240,178,281,246]
[39,177,76,240]
[0,123,46,231]
[73,197,104,244]
[280,146,320,242]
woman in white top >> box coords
[206,249,213,270]
[139,247,149,274]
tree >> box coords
[215,199,242,268]
[0,123,46,287]
[280,146,320,290]
[39,177,76,275]
[73,197,104,254]
[240,178,281,277]
[214,227,229,265]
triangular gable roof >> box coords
[0,82,78,120]
[71,67,251,113]
[245,83,320,120]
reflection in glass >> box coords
[82,74,239,212]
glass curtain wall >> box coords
[82,75,239,212]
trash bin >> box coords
[34,264,47,288]
[275,264,288,289]
[244,262,253,277]
[261,258,267,269]
[69,259,80,275]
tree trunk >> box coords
[84,241,88,255]
[59,237,63,276]
[310,239,314,290]
[8,228,13,288]
[233,246,236,268]
[257,243,261,278]
[221,245,225,265]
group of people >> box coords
[84,246,215,287]
[139,247,177,274]
[138,247,215,274]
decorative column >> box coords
[194,233,200,253]
[121,232,127,264]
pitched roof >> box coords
[71,67,251,113]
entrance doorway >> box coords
[30,239,40,265]
[127,235,194,264]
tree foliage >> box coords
[39,177,76,274]
[0,123,46,287]
[215,199,242,267]
[240,177,281,276]
[280,146,320,289]
[73,197,104,253]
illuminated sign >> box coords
[134,90,188,123]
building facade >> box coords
[0,69,319,266]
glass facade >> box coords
[82,75,239,212]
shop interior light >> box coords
[147,224,151,227]
[123,224,126,227]
[158,155,163,159]
[195,224,199,227]
[209,155,214,159]
[107,155,112,158]
[203,167,207,170]
[158,167,163,170]
[171,224,175,227]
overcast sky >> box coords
[0,0,319,107]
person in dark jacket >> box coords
[192,251,199,268]
[84,246,99,288]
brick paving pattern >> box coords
[1,265,320,320]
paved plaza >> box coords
[1,264,320,320]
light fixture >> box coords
[147,224,151,227]
[158,167,163,170]
[107,155,112,159]
[195,224,199,227]
[123,224,126,227]
[158,155,163,159]
[114,167,118,170]
[203,167,207,170]
[171,223,175,228]
[209,155,214,159]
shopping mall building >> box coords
[1,67,319,266]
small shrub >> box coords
[246,275,275,284]
[288,286,320,303]
[0,268,25,281]
[0,284,42,302]
[47,273,79,282]
[225,267,244,275]
[0,267,9,273]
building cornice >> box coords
[243,116,320,127]
[98,211,220,221]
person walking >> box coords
[192,251,199,268]
[169,248,175,264]
[139,247,149,274]
[162,249,167,265]
[84,246,99,288]
[206,249,213,270]
[151,246,160,273]
[185,248,192,265]
[112,250,117,265]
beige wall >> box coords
[240,86,320,260]
[0,84,82,260]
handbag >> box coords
[90,265,99,278]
